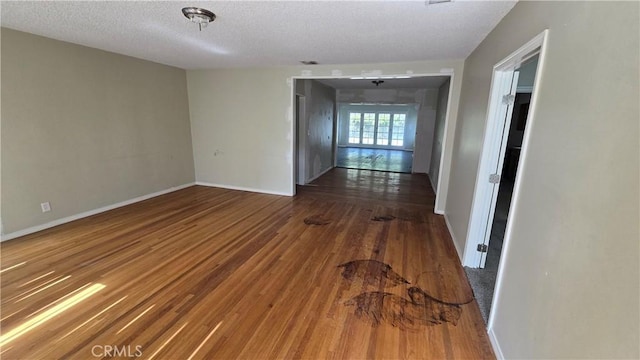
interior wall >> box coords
[411,89,438,174]
[1,28,195,236]
[445,2,639,358]
[516,56,538,91]
[187,60,464,203]
[429,78,451,190]
[303,80,336,182]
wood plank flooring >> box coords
[336,147,414,173]
[0,168,494,359]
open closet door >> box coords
[477,70,519,268]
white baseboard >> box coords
[431,175,444,215]
[1,182,196,242]
[488,328,505,360]
[444,213,464,261]
[305,166,333,184]
[195,181,292,197]
[428,173,438,195]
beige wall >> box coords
[1,29,195,235]
[187,61,463,205]
[445,2,639,358]
[187,67,293,194]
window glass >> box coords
[391,114,406,146]
[376,113,390,145]
[348,112,361,144]
[362,113,376,145]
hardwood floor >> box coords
[336,147,414,173]
[0,168,494,359]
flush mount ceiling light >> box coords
[372,80,384,87]
[182,7,216,31]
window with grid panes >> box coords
[391,114,406,146]
[348,113,361,144]
[346,110,407,147]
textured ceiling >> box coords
[1,1,517,70]
[317,76,450,90]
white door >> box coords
[464,69,520,268]
[477,71,520,268]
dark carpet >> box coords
[464,181,513,323]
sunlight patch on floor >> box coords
[0,283,106,347]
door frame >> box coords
[295,95,307,185]
[462,30,549,268]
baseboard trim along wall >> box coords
[428,173,439,199]
[488,328,505,360]
[1,182,196,242]
[305,166,334,184]
[195,181,292,197]
[444,213,463,261]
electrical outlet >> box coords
[41,202,51,213]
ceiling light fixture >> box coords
[182,7,216,31]
[372,80,384,87]
[426,0,451,5]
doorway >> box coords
[464,66,536,322]
[291,75,455,212]
[462,31,548,324]
[335,104,416,173]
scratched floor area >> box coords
[336,147,414,173]
[0,168,494,359]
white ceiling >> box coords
[1,1,517,70]
[316,76,450,90]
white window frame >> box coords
[390,113,406,147]
[346,109,407,148]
